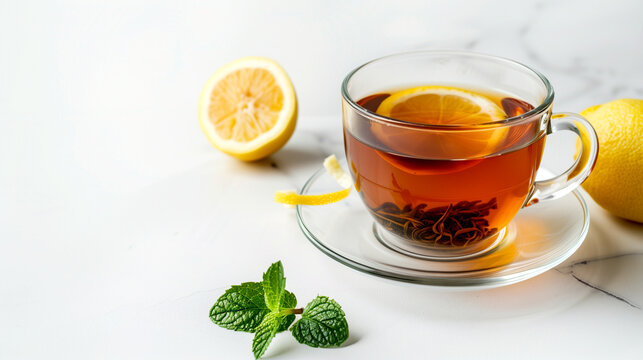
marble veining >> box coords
[557,253,643,309]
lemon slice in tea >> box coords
[376,85,506,124]
[372,86,509,163]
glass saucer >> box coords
[296,160,590,289]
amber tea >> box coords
[344,86,545,249]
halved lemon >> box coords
[372,86,509,160]
[198,57,297,161]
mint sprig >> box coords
[209,261,349,359]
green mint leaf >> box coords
[209,280,297,333]
[262,261,286,311]
[209,282,269,332]
[291,296,348,348]
[252,312,280,359]
[277,290,297,332]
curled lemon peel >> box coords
[274,188,351,206]
[274,155,352,206]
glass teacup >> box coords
[342,51,598,260]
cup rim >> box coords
[341,50,555,129]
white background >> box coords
[1,0,643,359]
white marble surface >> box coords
[1,0,643,359]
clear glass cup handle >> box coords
[526,112,599,206]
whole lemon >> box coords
[580,99,643,223]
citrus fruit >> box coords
[580,99,643,223]
[371,86,508,164]
[376,86,506,125]
[274,188,351,206]
[275,155,352,206]
[198,57,297,161]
